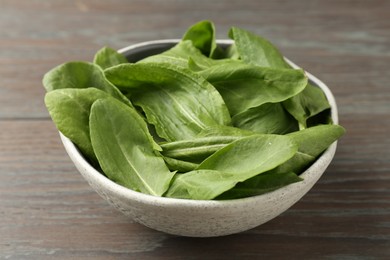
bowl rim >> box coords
[60,39,339,208]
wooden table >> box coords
[1,0,389,258]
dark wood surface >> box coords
[1,0,389,259]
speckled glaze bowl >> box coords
[60,40,339,237]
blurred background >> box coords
[1,0,389,119]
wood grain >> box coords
[0,0,389,258]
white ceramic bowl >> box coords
[59,40,339,237]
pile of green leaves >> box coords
[43,21,345,200]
